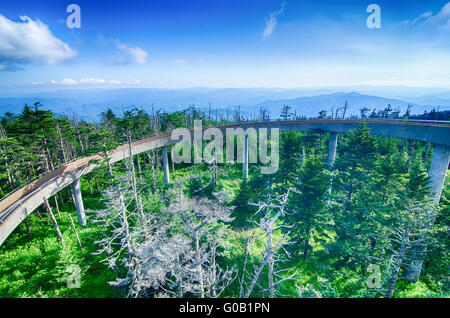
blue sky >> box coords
[1,0,450,92]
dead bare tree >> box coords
[365,199,436,298]
[91,182,141,296]
[163,186,236,298]
[92,178,236,298]
[133,219,193,297]
[241,190,298,298]
[44,197,64,244]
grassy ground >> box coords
[0,189,119,298]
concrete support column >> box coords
[405,143,450,283]
[327,131,339,168]
[243,134,249,179]
[71,178,86,227]
[162,146,170,184]
[326,132,339,201]
[428,144,450,204]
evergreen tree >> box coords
[334,123,377,201]
[406,155,430,201]
[287,153,331,260]
[330,123,379,267]
[277,131,302,185]
[280,105,292,121]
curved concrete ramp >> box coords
[1,120,449,246]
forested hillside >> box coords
[0,103,448,298]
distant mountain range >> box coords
[250,92,422,118]
[0,88,449,122]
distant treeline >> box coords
[410,109,450,121]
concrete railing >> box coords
[0,119,449,246]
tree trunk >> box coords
[95,174,100,192]
[103,144,114,183]
[127,134,141,212]
[268,229,274,298]
[119,192,138,296]
[171,146,175,175]
[239,234,253,297]
[34,209,43,220]
[148,151,157,194]
[24,215,32,239]
[194,232,205,298]
[407,141,416,172]
[42,150,49,172]
[56,122,67,164]
[6,166,13,190]
[127,132,146,236]
[177,281,183,298]
[210,244,217,298]
[119,193,133,261]
[245,245,270,297]
[67,187,72,206]
[54,196,61,219]
[68,213,83,250]
[136,154,142,182]
[44,198,64,244]
[385,225,411,298]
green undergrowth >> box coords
[0,161,448,298]
[0,192,119,298]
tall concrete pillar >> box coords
[243,134,249,179]
[327,131,339,168]
[162,146,170,184]
[428,144,450,204]
[405,143,450,282]
[326,132,339,201]
[71,178,86,227]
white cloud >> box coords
[115,41,147,64]
[51,78,78,85]
[262,2,286,38]
[0,14,77,70]
[96,33,106,45]
[80,78,107,84]
[402,10,433,26]
[402,2,450,28]
[62,78,77,85]
[433,2,450,21]
[414,11,433,23]
[50,78,141,86]
[173,59,188,64]
[431,2,450,29]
